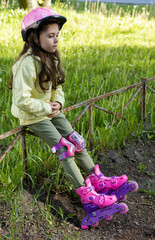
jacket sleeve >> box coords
[13,64,52,117]
[51,85,65,109]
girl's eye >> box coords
[48,34,59,38]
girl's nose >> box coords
[54,36,58,43]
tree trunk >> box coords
[18,0,39,10]
[18,0,27,9]
[27,0,39,10]
[42,0,51,8]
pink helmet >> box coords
[21,7,67,41]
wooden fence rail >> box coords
[0,77,154,165]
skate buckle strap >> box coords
[111,176,117,184]
[51,143,62,153]
[58,152,68,161]
[99,194,104,205]
[82,186,95,195]
[98,173,104,179]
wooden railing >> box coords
[0,77,154,167]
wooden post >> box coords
[140,78,147,121]
[22,129,27,174]
[0,133,22,163]
[72,104,89,127]
[89,103,93,150]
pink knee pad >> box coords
[66,131,86,153]
[51,137,75,161]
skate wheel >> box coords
[91,221,99,227]
[81,224,89,230]
[105,215,113,221]
[120,195,127,201]
[119,203,128,214]
[129,181,139,192]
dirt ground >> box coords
[0,136,155,240]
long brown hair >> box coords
[9,21,65,91]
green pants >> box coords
[28,112,95,188]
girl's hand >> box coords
[48,102,61,118]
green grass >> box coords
[0,2,155,238]
[0,0,155,188]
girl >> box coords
[10,7,128,218]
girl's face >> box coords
[39,23,59,53]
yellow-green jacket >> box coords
[11,50,65,125]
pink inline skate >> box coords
[76,178,128,229]
[87,165,138,201]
